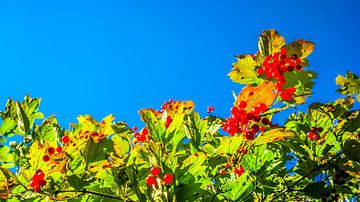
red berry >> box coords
[165,116,172,128]
[219,169,226,175]
[42,155,50,162]
[163,174,173,184]
[56,146,62,153]
[280,48,286,55]
[234,166,244,177]
[291,54,298,60]
[310,127,317,132]
[307,132,316,139]
[39,179,46,186]
[261,118,270,125]
[238,101,247,109]
[32,183,41,192]
[62,136,70,144]
[251,124,260,133]
[146,176,156,186]
[317,127,323,132]
[48,147,55,155]
[142,127,149,136]
[312,134,319,141]
[150,167,161,176]
[287,66,294,72]
[295,64,302,70]
[259,126,265,131]
[207,106,215,113]
[137,134,146,142]
[133,126,138,131]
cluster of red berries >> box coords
[256,48,300,101]
[42,145,63,162]
[145,167,173,186]
[307,126,323,141]
[222,101,272,140]
[29,169,46,192]
[134,127,149,142]
[207,106,215,113]
[219,163,244,177]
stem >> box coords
[270,151,343,200]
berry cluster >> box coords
[29,169,46,192]
[62,135,70,144]
[145,166,173,186]
[222,101,272,140]
[256,48,300,101]
[306,126,323,141]
[219,163,244,177]
[134,127,149,142]
[42,145,63,162]
[207,106,215,113]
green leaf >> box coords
[283,70,317,104]
[112,135,130,157]
[38,115,62,142]
[184,113,206,151]
[0,118,17,137]
[83,138,114,169]
[344,139,360,162]
[139,109,165,143]
[336,71,360,101]
[228,55,263,85]
[258,29,285,57]
[67,174,89,190]
[16,101,30,136]
[301,182,328,199]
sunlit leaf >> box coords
[228,55,263,85]
[258,29,285,57]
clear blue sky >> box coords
[0,0,359,131]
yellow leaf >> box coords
[100,114,115,135]
[77,115,98,132]
[235,81,277,111]
[228,55,262,85]
[253,128,294,146]
[258,29,286,56]
[162,100,194,117]
[296,39,315,58]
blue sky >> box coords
[0,0,359,131]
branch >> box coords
[270,151,343,200]
[55,189,124,201]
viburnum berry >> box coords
[234,166,244,177]
[207,106,215,113]
[163,173,173,184]
[310,127,317,132]
[307,131,316,139]
[238,101,247,109]
[142,127,149,136]
[312,134,319,141]
[146,176,156,186]
[47,147,55,155]
[136,134,146,142]
[219,169,226,175]
[133,126,138,131]
[317,127,323,132]
[261,117,270,125]
[42,155,50,162]
[62,135,70,144]
[56,146,62,153]
[165,116,172,128]
[30,170,46,192]
[150,167,161,176]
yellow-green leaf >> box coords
[228,55,262,85]
[258,29,285,57]
[253,128,294,146]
